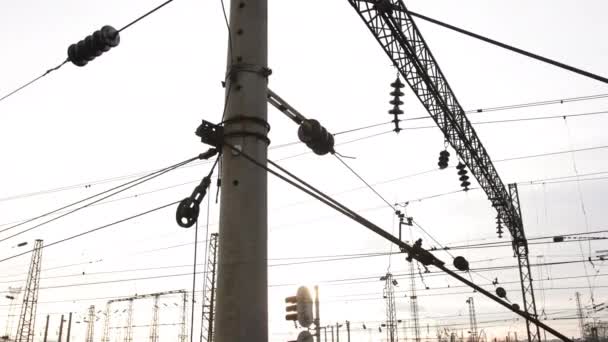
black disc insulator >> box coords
[453,256,469,271]
[68,25,120,67]
[390,99,404,106]
[457,169,468,176]
[438,161,448,169]
[461,181,471,188]
[459,175,469,182]
[496,287,507,298]
[390,90,404,97]
[389,108,404,115]
[298,119,334,155]
[391,78,405,88]
[440,150,450,157]
[456,162,465,170]
[175,197,200,228]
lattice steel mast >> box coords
[381,273,399,342]
[576,292,586,340]
[3,286,22,340]
[123,299,134,342]
[409,262,421,342]
[86,305,95,342]
[15,239,43,342]
[509,183,541,341]
[180,292,188,342]
[466,298,478,342]
[345,2,540,340]
[201,233,219,342]
[149,295,160,342]
[102,303,111,342]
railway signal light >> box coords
[437,150,450,169]
[298,119,335,155]
[68,26,120,67]
[388,77,405,132]
[284,286,314,328]
[456,162,470,191]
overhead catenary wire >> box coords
[0,199,180,264]
[0,0,178,105]
[406,9,608,85]
[0,155,204,245]
[3,105,608,207]
[224,143,572,341]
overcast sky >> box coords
[2,0,608,341]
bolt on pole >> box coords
[214,0,269,341]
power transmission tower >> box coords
[3,286,22,340]
[15,239,43,342]
[576,292,586,340]
[214,0,269,341]
[179,292,188,342]
[86,305,95,342]
[381,273,398,342]
[149,295,160,342]
[124,299,134,342]
[201,233,219,342]
[409,262,421,342]
[466,298,478,342]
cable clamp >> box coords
[195,120,225,150]
[226,63,272,81]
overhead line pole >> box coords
[214,0,269,341]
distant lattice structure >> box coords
[381,273,398,342]
[149,295,160,342]
[86,305,95,342]
[15,240,43,342]
[466,297,478,342]
[201,233,219,342]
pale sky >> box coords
[2,1,608,341]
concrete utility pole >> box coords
[346,321,351,342]
[57,314,64,342]
[214,0,269,341]
[66,312,72,342]
[42,315,49,342]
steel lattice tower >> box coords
[86,305,95,342]
[149,295,160,342]
[381,273,399,342]
[201,233,219,342]
[124,299,134,342]
[466,298,478,342]
[409,262,421,342]
[15,239,43,342]
[576,292,586,340]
